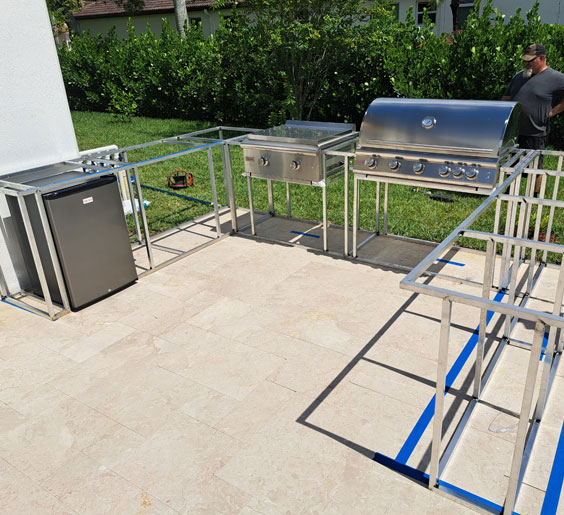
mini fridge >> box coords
[7,173,137,311]
[40,174,137,310]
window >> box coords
[417,2,437,25]
[385,3,399,20]
[457,2,475,27]
[189,17,202,27]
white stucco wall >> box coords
[0,0,80,294]
[0,0,79,177]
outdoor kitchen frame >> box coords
[400,148,564,514]
[2,125,564,513]
[0,126,255,320]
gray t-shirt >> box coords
[504,67,564,136]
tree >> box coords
[46,0,83,37]
[173,0,189,37]
[236,0,376,120]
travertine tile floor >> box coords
[1,214,563,514]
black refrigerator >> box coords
[39,174,137,310]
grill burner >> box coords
[354,98,521,192]
[241,120,356,184]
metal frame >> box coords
[400,148,564,513]
[0,126,254,319]
[228,136,358,254]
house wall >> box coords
[391,1,563,34]
[77,8,229,38]
[1,0,80,293]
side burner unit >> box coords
[354,98,521,193]
[241,120,356,184]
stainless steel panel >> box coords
[354,149,499,189]
[243,148,321,183]
[247,120,354,146]
[357,98,520,156]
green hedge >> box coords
[59,0,564,146]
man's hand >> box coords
[549,100,564,118]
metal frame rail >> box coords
[0,126,254,320]
[400,149,564,513]
[227,136,358,254]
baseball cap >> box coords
[521,43,547,61]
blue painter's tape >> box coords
[436,258,466,267]
[395,290,506,464]
[290,230,321,239]
[541,421,564,514]
[540,332,549,361]
[438,478,518,514]
[373,453,518,514]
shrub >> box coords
[58,0,564,146]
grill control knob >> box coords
[465,168,479,180]
[438,165,451,177]
[452,166,465,178]
[259,156,269,166]
[388,160,401,171]
[365,157,378,169]
[413,162,425,174]
[291,160,301,171]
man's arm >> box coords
[550,99,564,118]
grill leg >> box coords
[247,176,256,236]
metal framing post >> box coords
[501,176,521,289]
[207,147,222,237]
[375,181,381,235]
[33,191,70,312]
[383,182,389,235]
[352,175,360,258]
[504,320,546,514]
[132,166,154,269]
[219,129,230,205]
[17,196,55,318]
[344,157,349,256]
[473,239,495,399]
[223,143,238,233]
[267,179,274,215]
[286,182,291,218]
[122,152,143,244]
[247,176,256,236]
[534,260,564,420]
[429,297,452,489]
[322,183,328,252]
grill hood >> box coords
[358,98,521,158]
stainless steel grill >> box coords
[354,98,521,192]
[241,120,356,184]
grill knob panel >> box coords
[259,156,269,166]
[465,168,479,180]
[452,166,465,179]
[413,163,425,174]
[291,160,301,171]
[438,165,451,177]
[388,160,401,171]
[365,157,378,169]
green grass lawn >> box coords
[71,111,564,259]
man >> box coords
[502,44,564,173]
